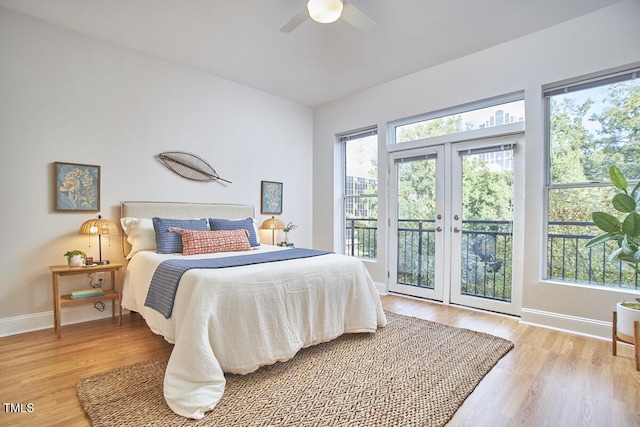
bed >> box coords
[119,201,387,419]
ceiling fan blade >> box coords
[341,1,376,32]
[280,7,309,33]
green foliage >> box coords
[282,222,297,233]
[589,83,640,180]
[63,250,86,263]
[396,116,464,143]
[397,159,437,220]
[546,79,640,287]
[586,166,640,270]
[549,97,592,183]
[461,157,513,222]
[621,301,640,310]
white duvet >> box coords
[121,245,387,419]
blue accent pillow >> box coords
[209,218,259,247]
[152,217,208,254]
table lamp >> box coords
[261,216,285,245]
[79,215,119,264]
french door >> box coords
[389,136,522,315]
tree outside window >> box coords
[546,70,640,288]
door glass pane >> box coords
[460,149,514,301]
[396,156,437,288]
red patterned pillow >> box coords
[171,228,251,255]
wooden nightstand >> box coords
[49,263,124,338]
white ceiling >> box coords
[0,0,623,107]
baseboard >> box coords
[0,304,120,338]
[520,307,612,341]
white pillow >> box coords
[120,217,157,259]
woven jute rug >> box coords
[77,311,513,426]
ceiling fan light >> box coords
[307,0,343,24]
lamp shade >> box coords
[79,215,119,236]
[79,215,118,264]
[261,216,285,231]
[307,0,343,24]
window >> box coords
[545,66,640,289]
[342,128,378,260]
[393,98,524,144]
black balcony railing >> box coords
[548,221,639,289]
[345,218,640,297]
[397,220,436,289]
[345,218,378,260]
[460,220,513,301]
[346,218,513,301]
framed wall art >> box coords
[54,162,100,212]
[260,180,283,214]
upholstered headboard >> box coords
[120,201,255,220]
[119,201,257,259]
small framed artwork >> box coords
[54,162,100,212]
[261,180,283,214]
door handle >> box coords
[453,227,461,233]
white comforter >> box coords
[121,245,387,419]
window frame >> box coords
[543,64,640,287]
[341,127,378,260]
[388,91,525,146]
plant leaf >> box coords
[621,237,636,255]
[632,180,640,199]
[629,235,640,247]
[592,212,622,233]
[619,253,639,265]
[622,212,640,237]
[612,193,636,213]
[585,232,616,248]
[624,261,640,274]
[608,247,624,261]
[609,165,627,191]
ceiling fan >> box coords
[280,0,376,33]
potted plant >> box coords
[282,222,297,245]
[64,250,86,267]
[585,165,640,366]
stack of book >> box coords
[70,288,105,300]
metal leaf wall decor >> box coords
[157,151,231,183]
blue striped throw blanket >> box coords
[144,248,332,318]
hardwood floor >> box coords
[0,295,638,426]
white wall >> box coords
[313,0,640,338]
[0,7,313,336]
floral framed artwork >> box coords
[261,180,283,214]
[54,162,100,212]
